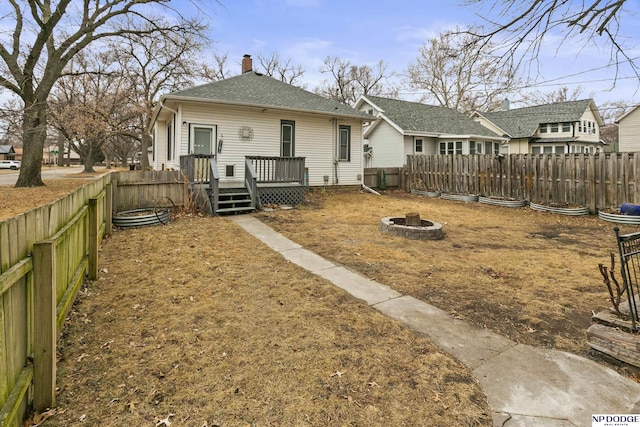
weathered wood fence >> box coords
[363,167,403,190]
[0,175,111,427]
[404,153,640,212]
[112,170,186,212]
[0,170,187,427]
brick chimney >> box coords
[242,54,253,74]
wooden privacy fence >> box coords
[0,176,112,427]
[112,170,186,213]
[404,153,640,212]
[364,168,403,190]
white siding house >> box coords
[473,99,605,154]
[150,58,370,188]
[616,104,640,152]
[356,95,505,168]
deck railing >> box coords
[180,154,216,184]
[246,156,305,184]
[245,159,259,210]
[209,158,220,214]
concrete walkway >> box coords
[231,215,640,427]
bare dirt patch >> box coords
[39,215,490,426]
[255,189,628,358]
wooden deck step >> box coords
[587,323,640,369]
[215,206,254,214]
[592,309,636,333]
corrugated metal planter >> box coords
[410,189,441,198]
[441,193,479,203]
[113,208,171,228]
[598,209,640,225]
[529,202,590,216]
[479,196,528,208]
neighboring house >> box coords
[0,145,16,160]
[615,104,640,152]
[472,99,605,154]
[150,55,371,213]
[354,95,506,168]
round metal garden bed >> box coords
[440,193,479,203]
[113,208,171,228]
[410,189,441,198]
[598,209,640,225]
[479,196,528,208]
[529,202,590,216]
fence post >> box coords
[105,182,113,237]
[88,198,98,280]
[32,240,56,412]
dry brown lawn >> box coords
[255,189,627,358]
[40,215,490,426]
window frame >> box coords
[166,121,173,161]
[415,138,424,154]
[281,120,295,157]
[338,125,351,161]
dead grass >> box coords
[41,215,490,426]
[0,179,95,221]
[255,189,627,358]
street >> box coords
[0,165,93,186]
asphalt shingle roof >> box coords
[0,145,14,154]
[365,96,501,138]
[481,99,594,138]
[165,72,370,119]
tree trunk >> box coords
[140,131,151,169]
[15,102,47,187]
[83,144,96,173]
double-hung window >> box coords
[167,122,173,161]
[339,125,351,161]
[281,120,295,157]
[415,138,423,154]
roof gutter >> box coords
[161,94,371,121]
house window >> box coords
[167,122,173,161]
[339,125,351,161]
[456,141,462,154]
[415,138,423,153]
[226,165,234,177]
[281,120,295,157]
[540,124,548,133]
[532,146,541,154]
[440,141,462,154]
[562,122,571,132]
[550,123,559,133]
[470,141,476,154]
[543,146,553,154]
[485,141,498,155]
[555,145,565,154]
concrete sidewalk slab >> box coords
[231,215,302,252]
[279,247,336,273]
[375,296,515,370]
[475,344,640,426]
[316,266,402,305]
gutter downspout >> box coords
[333,118,339,184]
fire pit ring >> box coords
[381,214,444,240]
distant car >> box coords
[0,160,21,170]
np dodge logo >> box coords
[593,414,640,427]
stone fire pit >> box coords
[380,212,444,240]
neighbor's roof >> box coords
[0,145,15,154]
[481,99,603,138]
[160,72,371,120]
[361,95,502,138]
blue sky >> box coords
[202,0,640,113]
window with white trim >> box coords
[415,138,423,153]
[167,122,173,161]
[339,125,351,161]
[562,122,571,132]
[470,141,477,154]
